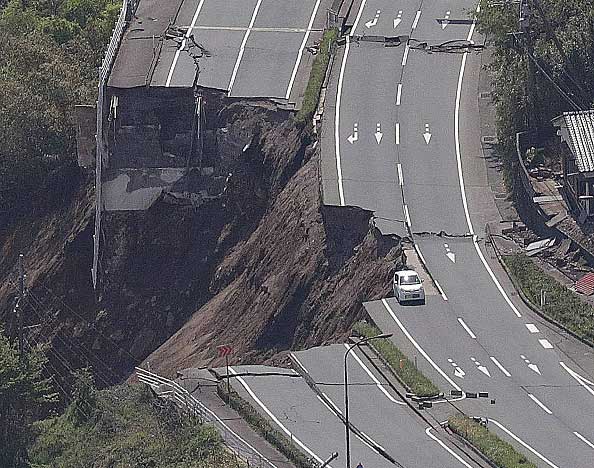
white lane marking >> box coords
[528,393,553,414]
[396,83,402,105]
[401,44,410,66]
[539,338,553,349]
[412,10,421,30]
[425,427,473,468]
[285,0,321,99]
[229,367,326,464]
[404,204,411,227]
[322,392,342,414]
[350,0,367,36]
[344,344,406,405]
[397,163,403,186]
[165,0,206,87]
[574,432,594,450]
[560,361,594,397]
[525,323,539,333]
[414,243,427,265]
[457,318,476,339]
[347,122,358,144]
[490,419,560,468]
[395,122,400,145]
[382,299,462,391]
[374,122,383,144]
[453,6,523,319]
[434,280,448,301]
[334,37,350,205]
[316,394,335,413]
[490,356,511,377]
[228,0,264,92]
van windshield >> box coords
[400,275,420,285]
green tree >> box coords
[0,329,57,468]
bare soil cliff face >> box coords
[0,103,403,383]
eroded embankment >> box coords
[0,101,404,382]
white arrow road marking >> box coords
[560,361,594,397]
[490,419,561,468]
[521,354,542,375]
[365,10,381,28]
[525,323,539,333]
[423,123,432,144]
[374,122,383,144]
[444,243,456,263]
[471,357,491,377]
[528,393,553,414]
[448,358,466,379]
[442,10,451,29]
[394,10,403,28]
[490,356,511,377]
[412,10,421,29]
[347,122,358,144]
[457,318,476,339]
[539,338,554,349]
[574,432,594,450]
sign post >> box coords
[217,344,233,404]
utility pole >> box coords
[519,0,539,139]
[15,254,26,363]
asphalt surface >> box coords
[320,0,594,466]
[110,0,329,104]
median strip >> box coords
[352,321,440,398]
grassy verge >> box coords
[294,28,338,125]
[217,383,316,468]
[449,416,536,468]
[503,254,594,345]
[352,321,440,398]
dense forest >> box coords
[0,0,118,229]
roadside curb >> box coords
[487,230,594,350]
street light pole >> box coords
[343,332,392,468]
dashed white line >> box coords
[402,44,410,66]
[404,204,411,226]
[285,0,322,99]
[528,393,553,414]
[412,10,422,30]
[490,419,560,468]
[165,0,206,87]
[539,338,553,349]
[397,163,403,186]
[426,427,473,468]
[434,280,448,301]
[490,356,511,377]
[457,317,476,339]
[395,122,400,145]
[396,83,402,105]
[228,0,264,92]
[382,299,461,391]
[344,344,406,405]
[229,367,326,464]
[574,432,594,450]
[525,323,539,333]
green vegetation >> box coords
[295,28,338,125]
[449,415,537,468]
[476,0,594,187]
[352,321,440,398]
[0,329,57,468]
[30,383,240,468]
[217,383,317,468]
[503,254,594,344]
[0,0,119,227]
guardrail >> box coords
[135,367,278,468]
[93,0,132,289]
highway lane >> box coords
[291,344,479,468]
[225,365,388,468]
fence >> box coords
[93,0,133,289]
[135,367,278,468]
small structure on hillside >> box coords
[552,110,594,223]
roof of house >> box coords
[553,110,594,173]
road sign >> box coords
[217,344,233,357]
